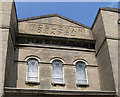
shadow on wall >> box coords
[4,33,19,88]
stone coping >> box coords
[18,14,90,29]
[100,7,120,13]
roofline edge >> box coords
[18,14,91,29]
[91,7,120,30]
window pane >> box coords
[77,80,87,84]
[27,59,38,82]
[52,60,63,83]
[76,61,87,84]
[27,77,38,82]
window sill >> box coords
[52,82,65,86]
[25,81,40,85]
[76,83,89,87]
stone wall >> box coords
[101,10,119,95]
[0,1,18,97]
[0,2,119,97]
[92,8,119,97]
[0,29,9,97]
[15,46,100,91]
[16,12,99,91]
[18,16,93,40]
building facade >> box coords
[0,1,120,97]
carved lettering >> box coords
[38,24,43,33]
[50,25,57,35]
[57,26,64,35]
[64,27,70,36]
[78,27,85,33]
[27,23,85,37]
[71,28,76,36]
[44,24,49,34]
[30,24,35,28]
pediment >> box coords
[19,14,90,29]
[18,14,93,40]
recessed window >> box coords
[52,60,64,85]
[26,58,39,84]
[76,61,88,86]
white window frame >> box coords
[50,58,65,84]
[26,58,40,83]
[74,60,88,85]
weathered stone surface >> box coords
[101,10,118,39]
[107,39,118,95]
[92,12,106,53]
[92,8,119,97]
[0,2,119,97]
[95,40,115,91]
[18,16,93,40]
[16,46,100,90]
[0,29,9,97]
[4,31,16,87]
[0,2,13,28]
[0,1,17,97]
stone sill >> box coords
[25,81,40,85]
[51,82,65,87]
[76,83,89,87]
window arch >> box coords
[25,55,41,62]
[76,61,88,84]
[52,60,64,83]
[26,58,39,82]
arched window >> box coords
[52,60,64,83]
[27,58,39,82]
[76,61,88,84]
